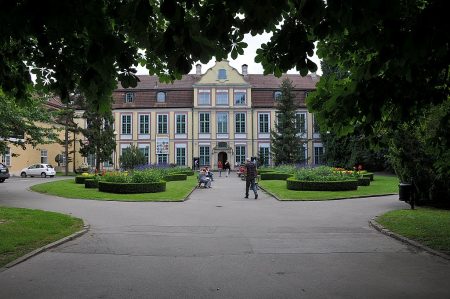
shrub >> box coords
[84,179,99,189]
[98,181,166,193]
[75,175,95,184]
[294,166,358,182]
[102,172,131,183]
[132,170,163,183]
[164,173,187,181]
[287,177,359,191]
[357,177,371,186]
[260,172,293,180]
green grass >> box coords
[30,176,197,201]
[0,206,83,267]
[259,175,398,200]
[377,207,450,254]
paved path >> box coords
[0,175,449,298]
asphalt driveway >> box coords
[0,175,449,298]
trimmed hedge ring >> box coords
[75,175,95,184]
[98,181,166,194]
[357,177,371,186]
[164,173,187,181]
[84,179,99,188]
[286,178,358,191]
[362,173,374,181]
[260,172,293,180]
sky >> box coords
[136,32,322,76]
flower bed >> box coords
[98,181,166,194]
[286,177,359,191]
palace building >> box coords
[108,60,321,170]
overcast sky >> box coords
[136,32,322,76]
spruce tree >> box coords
[270,78,304,165]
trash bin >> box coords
[399,183,412,202]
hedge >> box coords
[75,175,95,184]
[357,177,371,186]
[182,170,195,176]
[362,173,374,181]
[260,172,293,180]
[257,169,276,174]
[84,179,99,189]
[286,177,359,191]
[164,173,187,181]
[98,181,166,194]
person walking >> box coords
[244,158,258,199]
[218,160,223,177]
[224,160,230,177]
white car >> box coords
[20,164,56,178]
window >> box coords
[139,114,150,135]
[274,91,282,100]
[175,114,186,134]
[258,113,270,133]
[295,113,307,134]
[313,114,320,134]
[157,91,166,102]
[60,153,67,167]
[217,112,228,134]
[139,146,150,164]
[40,149,48,164]
[157,114,168,134]
[157,154,168,164]
[218,69,227,80]
[121,115,132,135]
[198,89,211,105]
[259,146,270,166]
[234,90,246,105]
[216,90,229,105]
[199,146,210,166]
[235,112,246,133]
[199,113,210,133]
[314,146,324,165]
[2,148,11,166]
[125,92,134,103]
[302,144,308,165]
[87,153,96,167]
[176,146,186,166]
[235,146,246,165]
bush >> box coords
[260,172,293,180]
[357,177,371,186]
[257,169,276,174]
[98,181,166,193]
[75,175,94,184]
[84,179,99,188]
[164,173,187,181]
[287,177,359,191]
[294,166,358,182]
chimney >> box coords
[196,64,202,75]
[310,71,317,80]
[242,64,248,76]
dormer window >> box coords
[274,91,282,100]
[125,92,135,103]
[157,91,166,102]
[218,69,227,80]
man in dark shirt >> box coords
[244,158,258,199]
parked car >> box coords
[0,163,10,182]
[20,164,56,178]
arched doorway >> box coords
[218,152,227,166]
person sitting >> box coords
[198,168,211,188]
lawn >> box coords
[259,175,398,200]
[0,206,83,267]
[377,207,450,254]
[30,176,197,201]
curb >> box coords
[369,219,450,261]
[1,223,90,271]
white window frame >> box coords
[199,112,210,134]
[40,149,48,164]
[157,114,168,134]
[295,112,307,136]
[259,145,270,166]
[139,114,150,135]
[314,144,324,165]
[216,112,228,134]
[121,114,132,135]
[235,112,246,134]
[198,89,211,105]
[199,146,210,166]
[258,113,270,133]
[216,90,229,105]
[125,92,135,103]
[2,147,11,166]
[175,114,186,135]
[175,144,187,166]
[234,90,246,105]
[235,145,246,165]
[138,144,150,165]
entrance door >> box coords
[218,152,227,166]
